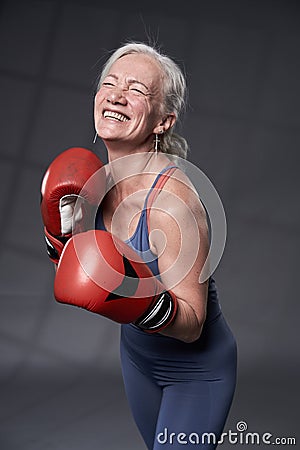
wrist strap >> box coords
[44,227,68,264]
[135,290,177,333]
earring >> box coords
[154,129,164,153]
[154,133,160,152]
[93,132,97,144]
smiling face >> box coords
[94,53,173,154]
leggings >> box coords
[120,314,237,449]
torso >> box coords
[100,165,177,254]
[96,161,222,324]
[100,174,153,239]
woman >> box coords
[93,42,237,449]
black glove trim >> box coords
[135,290,176,332]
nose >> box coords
[107,86,127,105]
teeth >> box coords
[103,111,129,122]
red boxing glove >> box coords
[40,147,104,263]
[54,230,178,333]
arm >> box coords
[149,175,209,343]
[52,170,208,340]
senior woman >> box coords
[93,42,237,450]
[42,42,237,450]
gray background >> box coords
[0,0,299,449]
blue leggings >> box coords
[120,314,237,449]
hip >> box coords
[120,312,237,383]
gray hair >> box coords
[97,42,189,159]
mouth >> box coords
[103,110,130,122]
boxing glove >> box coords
[40,147,104,264]
[54,230,178,333]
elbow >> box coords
[180,318,205,344]
[160,301,206,343]
[181,307,206,343]
[180,327,202,343]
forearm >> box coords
[159,297,206,343]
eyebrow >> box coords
[105,74,150,91]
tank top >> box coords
[95,165,221,323]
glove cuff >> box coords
[44,227,68,264]
[134,289,178,333]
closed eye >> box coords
[129,87,148,95]
[102,82,116,88]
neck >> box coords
[104,134,154,161]
[105,150,171,198]
[107,150,154,185]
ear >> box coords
[153,113,176,134]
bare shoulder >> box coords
[152,167,207,225]
[148,166,210,285]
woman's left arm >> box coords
[149,175,210,343]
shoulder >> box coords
[148,166,210,276]
[152,167,207,226]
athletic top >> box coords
[95,165,221,325]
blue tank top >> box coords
[95,165,221,323]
